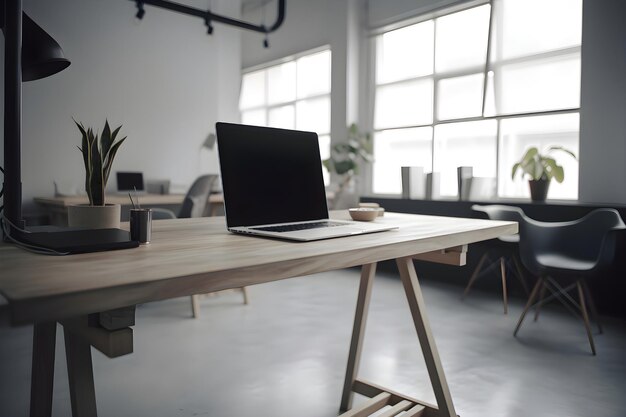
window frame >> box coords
[368,0,582,199]
[239,45,332,136]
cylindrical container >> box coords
[130,208,152,244]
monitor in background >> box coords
[116,172,145,192]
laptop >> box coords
[216,122,397,242]
[116,172,145,194]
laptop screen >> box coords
[116,172,145,192]
[216,123,329,228]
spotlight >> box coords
[205,19,214,35]
[263,37,269,48]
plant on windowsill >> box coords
[322,124,373,209]
[67,120,127,229]
[511,145,576,202]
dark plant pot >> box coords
[528,179,550,202]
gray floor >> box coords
[1,268,625,417]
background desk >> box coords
[33,194,224,225]
[0,212,515,417]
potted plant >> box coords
[68,120,127,229]
[322,124,373,209]
[511,145,576,202]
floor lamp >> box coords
[2,0,70,236]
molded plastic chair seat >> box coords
[536,254,596,272]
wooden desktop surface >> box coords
[33,193,224,207]
[0,212,516,326]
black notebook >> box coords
[17,228,139,254]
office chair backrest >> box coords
[178,174,218,218]
[472,204,521,243]
[481,205,625,276]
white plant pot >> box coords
[68,204,121,229]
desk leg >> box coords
[396,257,456,417]
[339,262,377,412]
[64,328,98,417]
[30,322,57,417]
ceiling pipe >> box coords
[132,0,285,35]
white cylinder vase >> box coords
[68,204,121,229]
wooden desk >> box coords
[0,212,516,417]
[33,193,225,225]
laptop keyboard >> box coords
[252,221,346,233]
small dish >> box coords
[349,207,381,222]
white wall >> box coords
[242,0,351,154]
[1,0,241,215]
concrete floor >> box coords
[1,268,625,417]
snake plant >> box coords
[75,120,127,206]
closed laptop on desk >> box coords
[216,123,396,241]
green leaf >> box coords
[103,137,126,186]
[553,165,564,182]
[334,160,356,175]
[89,132,105,206]
[100,120,114,162]
[547,145,577,160]
[511,162,521,180]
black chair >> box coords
[488,205,625,355]
[462,204,529,314]
[152,174,248,316]
[152,174,218,220]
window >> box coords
[372,0,582,199]
[239,49,332,184]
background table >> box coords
[33,193,224,225]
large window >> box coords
[239,48,332,183]
[372,0,582,199]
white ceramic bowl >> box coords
[349,207,381,222]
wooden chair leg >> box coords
[241,287,249,305]
[512,254,530,294]
[191,295,200,318]
[462,252,488,299]
[534,281,547,322]
[514,277,543,337]
[500,257,508,314]
[581,281,602,334]
[577,281,597,355]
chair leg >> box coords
[191,295,200,318]
[577,281,597,355]
[534,281,547,322]
[514,277,543,337]
[581,281,603,334]
[462,252,489,299]
[241,287,249,305]
[512,254,530,295]
[500,257,508,314]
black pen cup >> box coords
[130,208,152,244]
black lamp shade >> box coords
[21,12,70,81]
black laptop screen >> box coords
[216,123,329,228]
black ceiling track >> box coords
[132,0,285,37]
